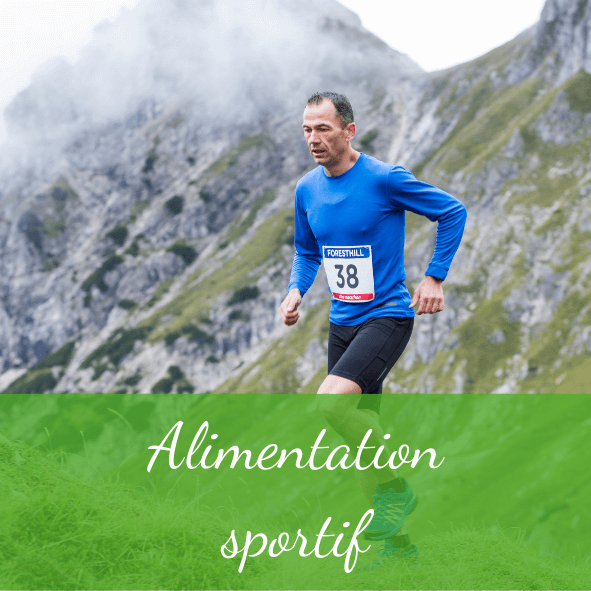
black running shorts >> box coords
[327,316,414,415]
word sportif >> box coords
[222,510,374,573]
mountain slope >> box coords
[0,0,420,394]
[2,0,591,394]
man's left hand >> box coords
[410,276,444,315]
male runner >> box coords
[279,92,466,564]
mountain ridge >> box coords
[2,0,591,394]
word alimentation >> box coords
[147,420,444,472]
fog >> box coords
[0,0,419,185]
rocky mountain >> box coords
[1,0,591,394]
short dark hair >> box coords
[306,92,354,128]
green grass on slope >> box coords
[503,139,588,213]
[0,434,262,590]
[384,274,525,394]
[199,134,267,179]
[2,369,58,394]
[109,394,591,565]
[542,354,591,393]
[143,205,293,344]
[454,292,521,392]
[406,396,591,559]
[416,41,536,178]
[249,527,588,591]
[0,394,591,589]
[75,203,294,374]
[3,341,76,393]
[491,271,591,394]
[437,77,542,175]
[2,415,590,590]
[402,67,591,394]
[219,189,277,248]
[520,352,591,394]
[0,394,203,478]
[565,69,591,113]
[418,61,590,188]
[215,299,330,393]
[519,290,591,389]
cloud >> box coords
[0,0,418,178]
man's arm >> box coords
[280,190,322,326]
[388,166,467,314]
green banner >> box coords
[0,394,589,590]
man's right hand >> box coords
[279,289,301,326]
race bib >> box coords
[323,245,375,302]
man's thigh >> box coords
[329,316,414,393]
[327,322,355,374]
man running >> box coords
[279,92,466,564]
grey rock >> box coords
[2,0,591,395]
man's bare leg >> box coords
[317,375,399,489]
[317,376,410,538]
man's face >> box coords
[302,99,355,168]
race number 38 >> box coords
[323,245,375,302]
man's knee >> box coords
[317,374,362,395]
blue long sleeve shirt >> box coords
[287,153,467,326]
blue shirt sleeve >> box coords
[388,166,467,281]
[287,187,322,296]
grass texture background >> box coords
[0,393,590,590]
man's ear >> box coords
[346,122,356,142]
